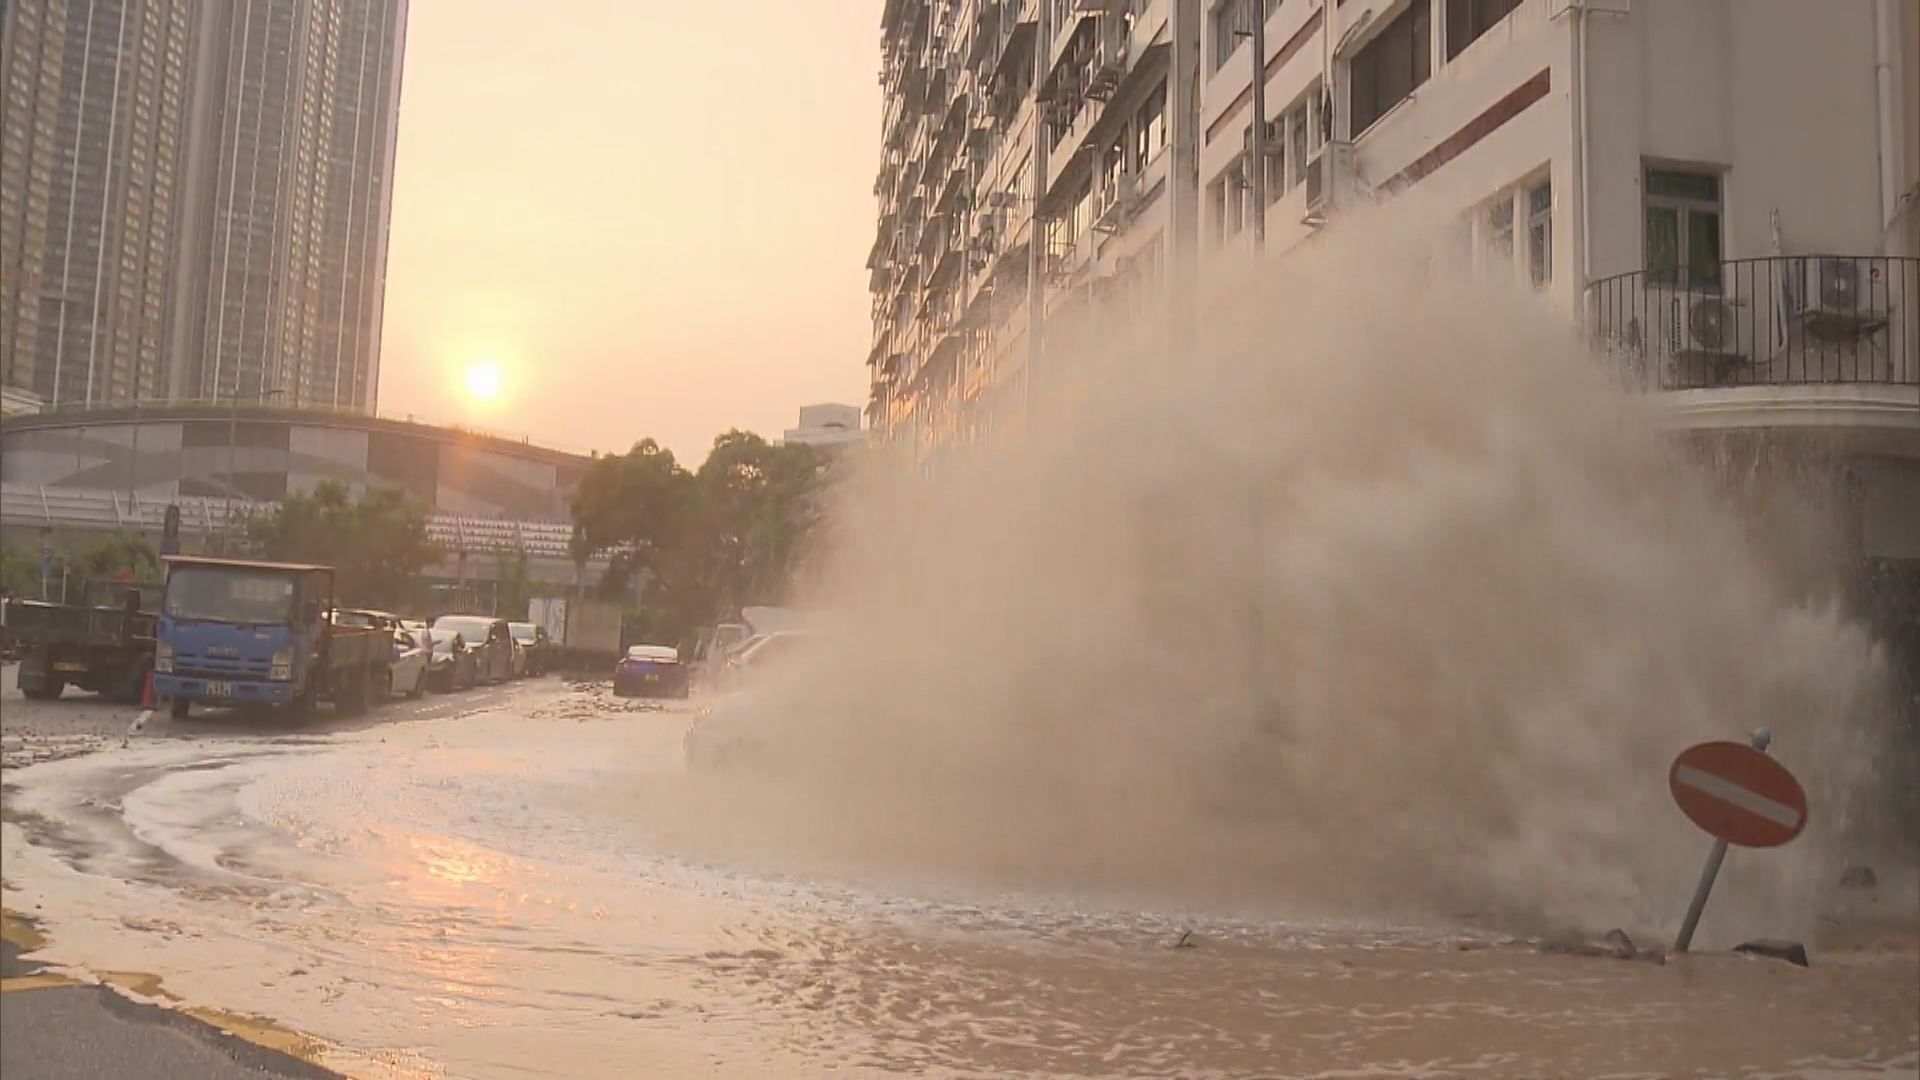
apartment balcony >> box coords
[967,2,1002,70]
[989,14,1039,93]
[1586,256,1919,452]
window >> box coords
[1526,180,1552,288]
[1445,0,1521,60]
[1290,98,1310,186]
[1209,177,1228,245]
[1133,81,1167,171]
[1644,166,1722,289]
[1350,0,1431,134]
[1486,195,1514,265]
[1211,0,1282,73]
[1224,160,1247,237]
[1211,0,1249,73]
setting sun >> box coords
[463,361,504,402]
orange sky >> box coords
[379,1,881,462]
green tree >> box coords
[495,545,533,621]
[0,540,39,598]
[71,531,162,586]
[567,431,839,648]
[249,481,441,610]
[568,439,692,598]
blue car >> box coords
[614,644,689,699]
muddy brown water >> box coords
[2,684,1914,1079]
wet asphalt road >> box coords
[1,661,529,1080]
[4,662,1918,1078]
[2,937,335,1080]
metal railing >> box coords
[1585,255,1918,391]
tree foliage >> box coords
[0,540,39,597]
[248,481,441,610]
[72,531,162,585]
[570,431,836,646]
[568,439,691,599]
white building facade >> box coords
[782,403,866,448]
[871,0,1918,453]
[869,0,1920,735]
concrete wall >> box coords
[1584,0,1891,283]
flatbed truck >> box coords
[153,556,389,719]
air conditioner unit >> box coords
[1649,288,1752,360]
[1094,172,1140,233]
[986,190,1020,210]
[1303,140,1355,218]
[1241,120,1285,158]
[1786,256,1895,329]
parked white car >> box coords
[683,631,819,771]
[385,626,430,699]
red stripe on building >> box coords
[1381,68,1551,193]
[1204,10,1325,146]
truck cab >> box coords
[154,557,368,716]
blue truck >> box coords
[153,556,390,719]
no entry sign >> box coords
[1669,740,1809,849]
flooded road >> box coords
[4,680,1916,1079]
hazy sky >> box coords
[379,2,880,463]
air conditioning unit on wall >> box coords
[1651,288,1752,360]
[1785,255,1896,332]
[1303,141,1355,218]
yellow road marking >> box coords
[0,908,336,1069]
[0,974,78,993]
[1,910,48,951]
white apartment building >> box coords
[872,0,1917,432]
[869,0,1919,715]
[869,0,1917,529]
[782,403,866,448]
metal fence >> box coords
[1585,255,1918,391]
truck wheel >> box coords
[22,678,65,702]
[285,687,315,722]
[336,668,369,716]
[170,697,190,720]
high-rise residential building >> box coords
[168,0,408,413]
[868,1,1203,454]
[871,0,1919,462]
[0,0,407,415]
[1,0,200,408]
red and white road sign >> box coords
[1669,741,1809,849]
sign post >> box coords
[1668,728,1810,952]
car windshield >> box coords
[740,634,811,669]
[434,616,493,643]
[336,610,382,628]
[429,629,462,653]
[164,567,297,624]
[510,623,537,643]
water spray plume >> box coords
[697,201,1899,943]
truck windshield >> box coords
[164,567,297,624]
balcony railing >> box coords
[1586,256,1918,391]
